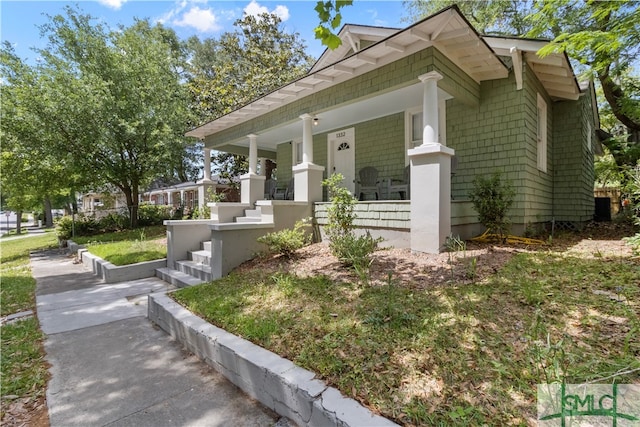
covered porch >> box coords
[185,6,509,255]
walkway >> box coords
[32,250,280,427]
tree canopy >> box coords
[1,7,196,227]
[185,13,314,183]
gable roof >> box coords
[186,5,580,141]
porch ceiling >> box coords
[214,81,452,152]
[186,6,507,142]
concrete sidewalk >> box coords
[32,250,281,427]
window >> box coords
[292,139,302,165]
[536,93,547,172]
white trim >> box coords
[536,93,548,173]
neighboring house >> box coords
[79,190,128,218]
[141,177,238,212]
[164,6,599,283]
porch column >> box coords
[203,148,212,181]
[180,190,185,206]
[167,191,173,206]
[240,133,266,205]
[293,114,324,203]
[409,71,454,254]
[420,71,442,144]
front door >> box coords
[328,128,355,195]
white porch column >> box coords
[203,148,212,181]
[409,71,454,254]
[240,133,266,205]
[300,113,314,163]
[180,190,185,206]
[293,114,325,203]
[419,71,442,144]
[167,191,173,206]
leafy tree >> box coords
[1,45,84,229]
[314,0,353,49]
[402,0,534,35]
[186,13,314,183]
[529,1,640,156]
[16,7,194,227]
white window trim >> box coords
[292,138,302,166]
[536,93,548,173]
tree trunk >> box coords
[599,71,640,134]
[122,186,137,229]
[44,196,54,228]
[15,210,22,235]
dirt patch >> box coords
[1,396,48,427]
[238,222,637,289]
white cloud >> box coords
[173,6,221,33]
[98,0,127,10]
[243,0,290,22]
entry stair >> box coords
[155,206,267,288]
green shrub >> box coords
[469,171,515,241]
[257,219,311,258]
[322,174,381,271]
[622,166,640,254]
[323,173,356,240]
[55,215,101,240]
[137,204,172,226]
[99,211,129,232]
[329,231,381,270]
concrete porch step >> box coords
[176,260,212,282]
[155,267,204,288]
[243,208,262,218]
[201,241,212,252]
[189,249,211,265]
[234,217,264,223]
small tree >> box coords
[322,174,381,274]
[469,171,515,241]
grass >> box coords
[0,232,57,403]
[173,248,640,425]
[1,233,58,316]
[71,225,166,245]
[81,226,167,266]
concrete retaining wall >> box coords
[148,293,397,427]
[79,249,167,283]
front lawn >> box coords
[173,239,640,425]
[1,233,57,418]
[81,226,167,266]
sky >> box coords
[0,0,411,63]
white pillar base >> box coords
[292,162,325,203]
[408,143,454,254]
[240,173,266,205]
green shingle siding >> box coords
[204,47,478,147]
[552,88,595,223]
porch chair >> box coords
[357,166,380,200]
[274,178,294,200]
[388,165,410,200]
[264,178,277,200]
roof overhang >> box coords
[186,6,508,141]
[483,36,581,101]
